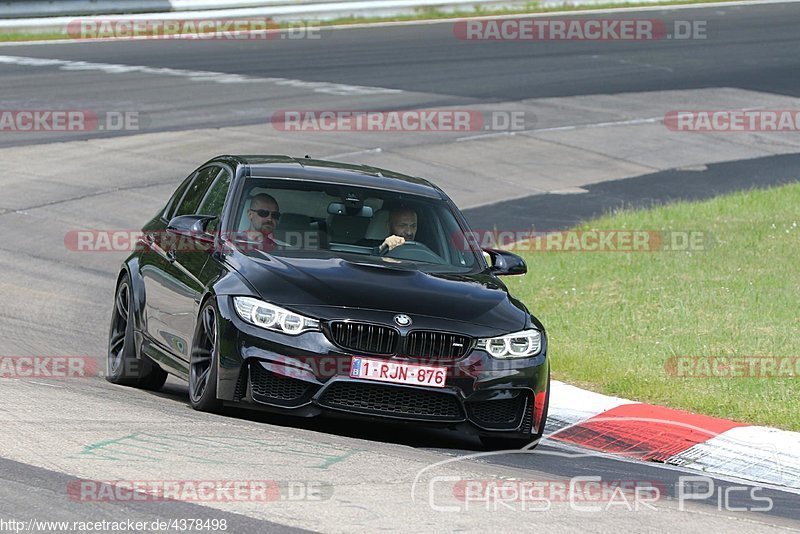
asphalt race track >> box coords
[1,1,799,532]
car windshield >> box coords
[228,177,483,274]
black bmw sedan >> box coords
[107,155,550,449]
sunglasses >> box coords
[250,209,281,220]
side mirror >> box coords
[484,248,527,276]
[167,214,217,243]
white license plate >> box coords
[350,357,447,388]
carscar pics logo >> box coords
[412,423,778,515]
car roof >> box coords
[219,155,447,200]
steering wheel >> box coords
[382,240,444,263]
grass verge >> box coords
[0,0,739,42]
[504,183,800,431]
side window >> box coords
[163,171,197,220]
[197,168,232,217]
[197,168,232,233]
[174,166,221,217]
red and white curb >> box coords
[544,381,800,490]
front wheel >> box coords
[106,274,167,391]
[188,301,222,412]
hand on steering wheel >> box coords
[378,235,406,255]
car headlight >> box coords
[475,329,542,358]
[233,296,319,335]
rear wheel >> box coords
[188,302,222,412]
[106,273,167,391]
[480,372,551,451]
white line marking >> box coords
[455,106,770,142]
[456,116,665,141]
[674,426,800,490]
[24,381,64,388]
[456,130,516,142]
[549,187,589,194]
[0,54,403,96]
[473,104,770,141]
[534,116,667,132]
[614,57,675,74]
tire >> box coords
[480,371,551,451]
[188,300,222,412]
[106,273,168,391]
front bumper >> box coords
[215,297,549,437]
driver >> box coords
[245,193,286,249]
[381,208,418,251]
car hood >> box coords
[231,251,529,330]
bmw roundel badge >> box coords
[394,314,412,327]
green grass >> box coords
[0,0,738,42]
[504,183,800,430]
